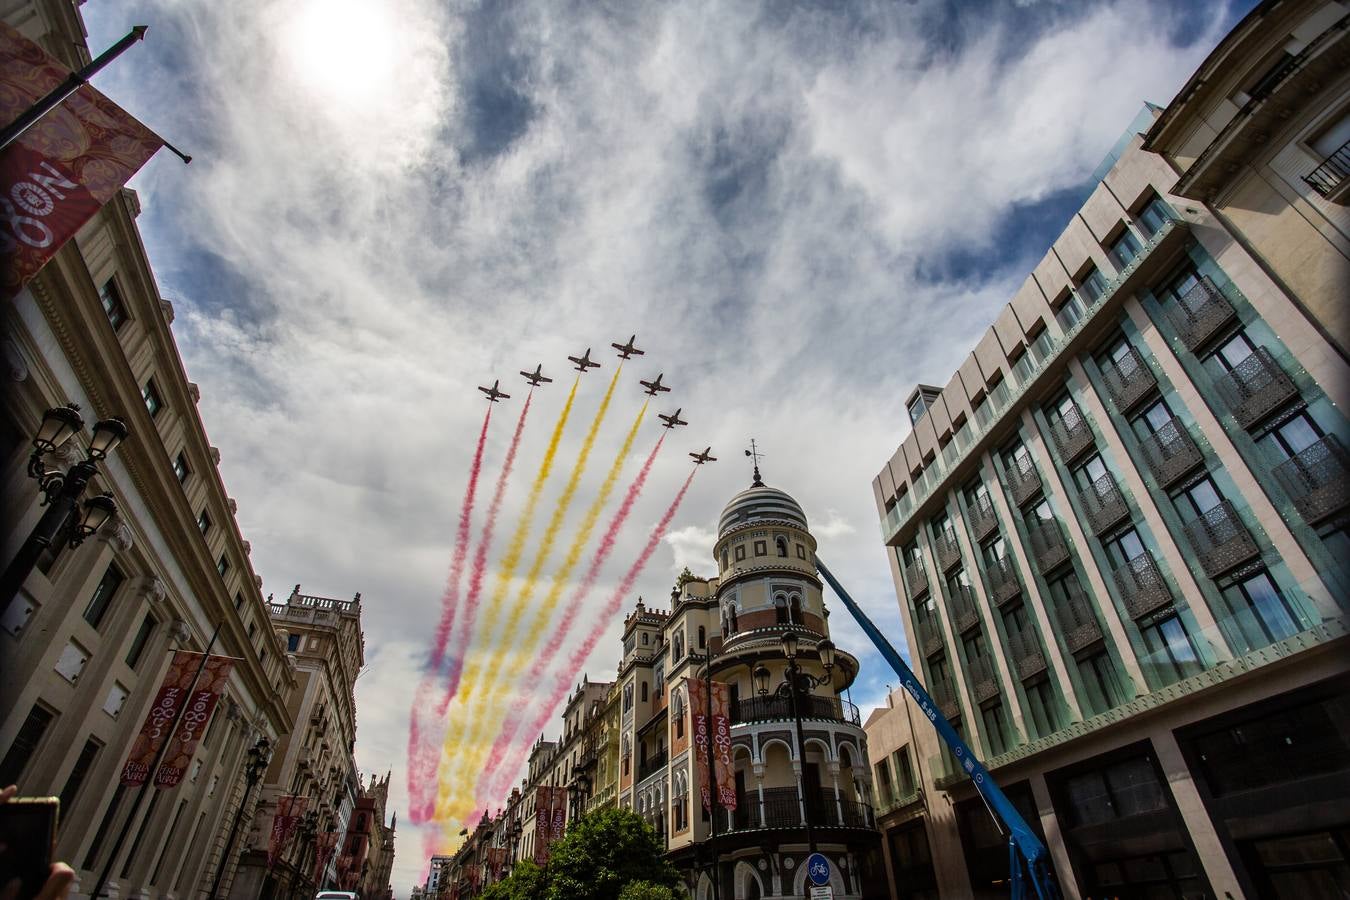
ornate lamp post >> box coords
[754,635,835,854]
[567,774,591,825]
[296,810,320,898]
[209,737,272,899]
[507,818,522,866]
[2,403,128,607]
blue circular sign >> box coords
[806,852,831,887]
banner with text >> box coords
[156,654,233,788]
[532,786,555,865]
[120,650,201,786]
[689,678,711,811]
[268,795,309,868]
[550,782,567,841]
[0,23,165,299]
[710,680,736,810]
[314,830,339,886]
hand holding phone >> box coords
[0,786,73,900]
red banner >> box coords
[268,795,309,868]
[120,650,202,786]
[532,785,568,864]
[314,830,339,886]
[156,655,233,788]
[689,678,712,811]
[486,846,509,878]
[550,784,567,840]
[0,24,164,298]
[710,681,736,810]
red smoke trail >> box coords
[440,391,533,704]
[406,405,492,823]
[475,434,665,801]
[477,464,697,806]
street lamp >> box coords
[753,636,836,854]
[209,737,272,900]
[2,404,128,608]
[567,774,591,824]
[506,818,522,867]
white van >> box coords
[315,892,358,900]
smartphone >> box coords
[0,797,58,900]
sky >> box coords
[80,0,1252,893]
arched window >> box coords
[776,536,788,557]
[697,626,706,649]
[790,593,802,623]
[775,593,789,624]
[721,548,729,569]
[725,602,738,635]
[673,632,685,660]
[641,682,648,702]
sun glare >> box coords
[280,0,400,108]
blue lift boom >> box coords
[815,557,1060,899]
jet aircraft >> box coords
[689,447,716,464]
[612,335,644,359]
[639,373,671,396]
[478,380,510,403]
[568,348,601,372]
[520,364,553,387]
[658,409,688,429]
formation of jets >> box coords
[477,336,711,462]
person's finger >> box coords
[35,864,74,900]
[0,786,16,803]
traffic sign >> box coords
[809,887,833,900]
[806,852,831,887]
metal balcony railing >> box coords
[1166,277,1237,352]
[1215,347,1300,430]
[1052,582,1103,652]
[929,678,960,720]
[1304,137,1350,197]
[1101,344,1158,414]
[965,655,1002,704]
[726,788,874,833]
[1138,416,1205,489]
[968,493,1000,542]
[637,750,668,782]
[1007,632,1047,680]
[947,584,981,635]
[1113,552,1173,621]
[914,612,944,658]
[1274,434,1350,525]
[1007,459,1043,508]
[1048,405,1095,465]
[935,531,962,572]
[903,559,929,599]
[985,555,1022,607]
[1183,500,1261,578]
[1080,472,1132,535]
[1027,517,1071,574]
[731,694,861,727]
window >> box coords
[1062,754,1167,828]
[734,544,745,562]
[1023,677,1060,737]
[1002,441,1036,485]
[1076,650,1126,715]
[125,615,156,669]
[234,591,244,610]
[0,705,55,786]
[1071,453,1109,494]
[259,648,267,665]
[893,746,917,797]
[1261,410,1324,462]
[287,633,300,652]
[1102,527,1147,570]
[641,682,648,702]
[83,563,125,629]
[1135,194,1174,238]
[796,543,807,559]
[100,279,128,330]
[217,554,230,578]
[198,509,211,536]
[981,703,1011,757]
[1077,265,1108,304]
[753,540,767,556]
[1107,228,1141,271]
[1169,475,1223,524]
[142,379,163,418]
[247,622,256,642]
[721,548,729,569]
[697,626,705,649]
[641,631,649,646]
[1219,570,1300,647]
[775,536,788,557]
[172,452,189,484]
[59,737,102,817]
[1188,693,1350,796]
[722,600,738,637]
[1130,397,1179,442]
[1138,613,1198,683]
[623,683,634,711]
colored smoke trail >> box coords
[475,433,666,804]
[405,404,491,823]
[436,367,624,822]
[478,464,698,810]
[437,378,579,716]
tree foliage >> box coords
[543,808,682,900]
[617,881,683,900]
[480,859,546,900]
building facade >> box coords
[866,3,1350,897]
[442,477,886,899]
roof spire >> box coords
[744,439,764,487]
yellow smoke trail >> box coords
[441,398,648,825]
[435,367,622,823]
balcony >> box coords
[1274,434,1350,525]
[731,694,861,727]
[1138,416,1205,489]
[1165,276,1237,352]
[1113,552,1173,621]
[903,559,929,599]
[1006,459,1043,507]
[935,531,962,572]
[965,655,1002,704]
[1101,344,1158,414]
[914,613,945,658]
[1183,500,1261,578]
[1215,347,1300,430]
[1048,405,1095,465]
[968,493,1000,542]
[1027,517,1071,574]
[1052,582,1103,652]
[929,678,960,720]
[1007,632,1047,680]
[1079,472,1132,536]
[1304,137,1350,201]
[985,555,1022,607]
[637,750,668,783]
[727,787,875,833]
[947,584,981,635]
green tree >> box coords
[674,567,698,591]
[617,881,683,900]
[543,808,682,900]
[481,858,547,900]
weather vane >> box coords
[744,439,765,487]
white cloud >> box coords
[664,525,718,574]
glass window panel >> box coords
[1065,772,1114,826]
[1106,757,1166,817]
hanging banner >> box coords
[532,786,554,865]
[313,830,339,886]
[119,650,202,786]
[689,678,711,811]
[710,681,736,810]
[156,654,234,788]
[267,795,309,868]
[0,23,165,299]
[487,846,509,878]
[550,784,567,840]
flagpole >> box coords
[90,622,222,900]
[0,26,148,152]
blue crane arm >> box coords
[815,557,1059,899]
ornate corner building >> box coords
[864,2,1350,897]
